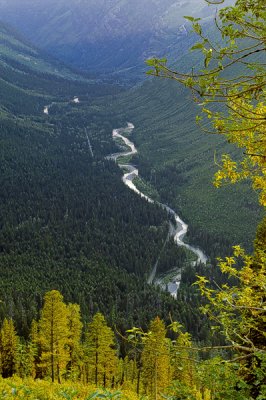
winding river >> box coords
[109,123,208,297]
[43,97,79,115]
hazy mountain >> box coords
[0,0,233,81]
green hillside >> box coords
[111,59,263,255]
[0,22,122,115]
[0,24,195,338]
[0,0,233,82]
[0,1,264,397]
[0,18,262,339]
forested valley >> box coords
[0,0,265,399]
[0,22,211,343]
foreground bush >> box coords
[0,376,141,400]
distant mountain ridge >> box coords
[0,0,233,81]
[0,21,123,117]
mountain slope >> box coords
[0,9,262,343]
[0,0,233,81]
[0,22,124,116]
[109,45,263,255]
[0,24,192,337]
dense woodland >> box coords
[0,31,212,343]
[0,110,199,337]
[0,0,265,398]
[0,290,258,400]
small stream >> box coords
[109,123,208,297]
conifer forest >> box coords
[0,0,265,399]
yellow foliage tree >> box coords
[141,317,171,400]
[0,319,19,378]
[66,303,83,379]
[38,290,69,383]
[171,331,195,390]
[84,312,117,388]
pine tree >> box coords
[0,318,19,378]
[85,312,117,388]
[38,290,69,382]
[141,317,171,399]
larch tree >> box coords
[66,303,83,379]
[85,312,117,388]
[15,341,36,378]
[0,318,19,378]
[119,356,139,391]
[141,317,171,400]
[171,330,196,392]
[38,290,70,383]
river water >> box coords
[109,123,208,297]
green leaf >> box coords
[193,22,202,35]
[204,49,213,67]
[190,42,204,51]
[145,59,156,66]
[183,16,196,22]
[146,70,156,75]
[184,16,201,22]
[157,58,167,64]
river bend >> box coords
[109,123,208,296]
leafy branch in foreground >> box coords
[146,0,266,206]
[146,0,265,397]
[197,242,266,380]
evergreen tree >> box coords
[66,303,83,379]
[0,318,19,378]
[85,312,117,388]
[171,331,195,389]
[141,317,171,400]
[15,341,36,378]
[119,356,139,390]
[38,290,69,382]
